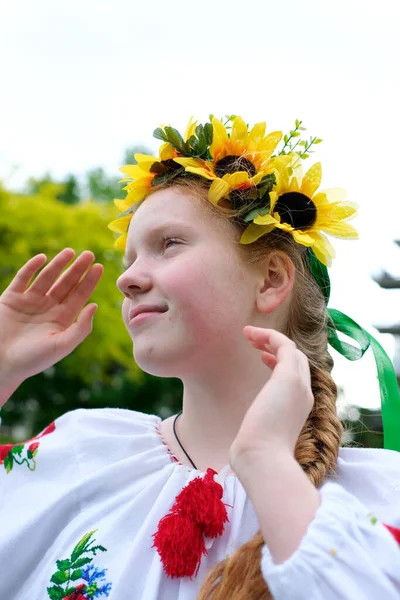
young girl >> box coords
[1,115,400,600]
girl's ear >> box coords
[255,251,295,315]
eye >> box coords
[122,236,181,270]
[161,236,181,251]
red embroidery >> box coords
[0,421,56,473]
[383,523,400,545]
[155,422,180,464]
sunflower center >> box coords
[274,192,317,229]
[214,155,257,178]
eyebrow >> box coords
[123,221,194,266]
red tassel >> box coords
[152,468,230,578]
[383,523,400,545]
[152,512,206,578]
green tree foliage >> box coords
[26,174,81,205]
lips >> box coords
[128,304,168,321]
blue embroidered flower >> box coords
[81,565,112,598]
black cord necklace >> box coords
[173,411,198,470]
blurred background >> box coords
[1,0,400,450]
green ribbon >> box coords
[306,249,400,452]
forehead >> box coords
[124,188,207,252]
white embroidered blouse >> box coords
[1,407,400,600]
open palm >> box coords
[0,248,104,383]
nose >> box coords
[117,262,153,299]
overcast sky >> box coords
[1,0,400,409]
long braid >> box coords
[296,361,342,487]
[197,364,340,599]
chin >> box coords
[133,347,180,378]
[135,342,205,379]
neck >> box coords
[175,358,272,472]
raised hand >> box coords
[229,326,314,466]
[0,248,104,392]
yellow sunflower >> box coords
[107,117,198,249]
[240,158,359,267]
[174,116,282,205]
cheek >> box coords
[167,259,243,333]
[121,297,130,322]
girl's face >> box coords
[116,187,260,378]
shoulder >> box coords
[332,446,400,522]
[52,406,164,463]
[53,406,160,432]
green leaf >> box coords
[153,128,168,143]
[243,207,262,222]
[186,134,197,149]
[283,134,289,143]
[195,123,204,140]
[71,568,83,581]
[164,126,185,152]
[314,138,323,144]
[258,172,276,188]
[203,122,213,146]
[91,544,107,554]
[194,137,208,156]
[257,186,272,200]
[27,448,34,459]
[10,445,24,456]
[50,570,69,585]
[302,153,310,159]
[46,585,65,600]
[259,205,270,216]
[71,530,97,563]
[70,557,93,569]
[292,131,300,137]
[4,455,13,473]
[56,559,71,570]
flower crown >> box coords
[108,115,358,268]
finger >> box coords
[244,326,295,352]
[6,254,48,293]
[28,249,76,296]
[45,251,97,303]
[245,327,300,370]
[260,351,278,370]
[62,263,104,315]
[54,303,98,357]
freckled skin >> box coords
[116,187,262,379]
